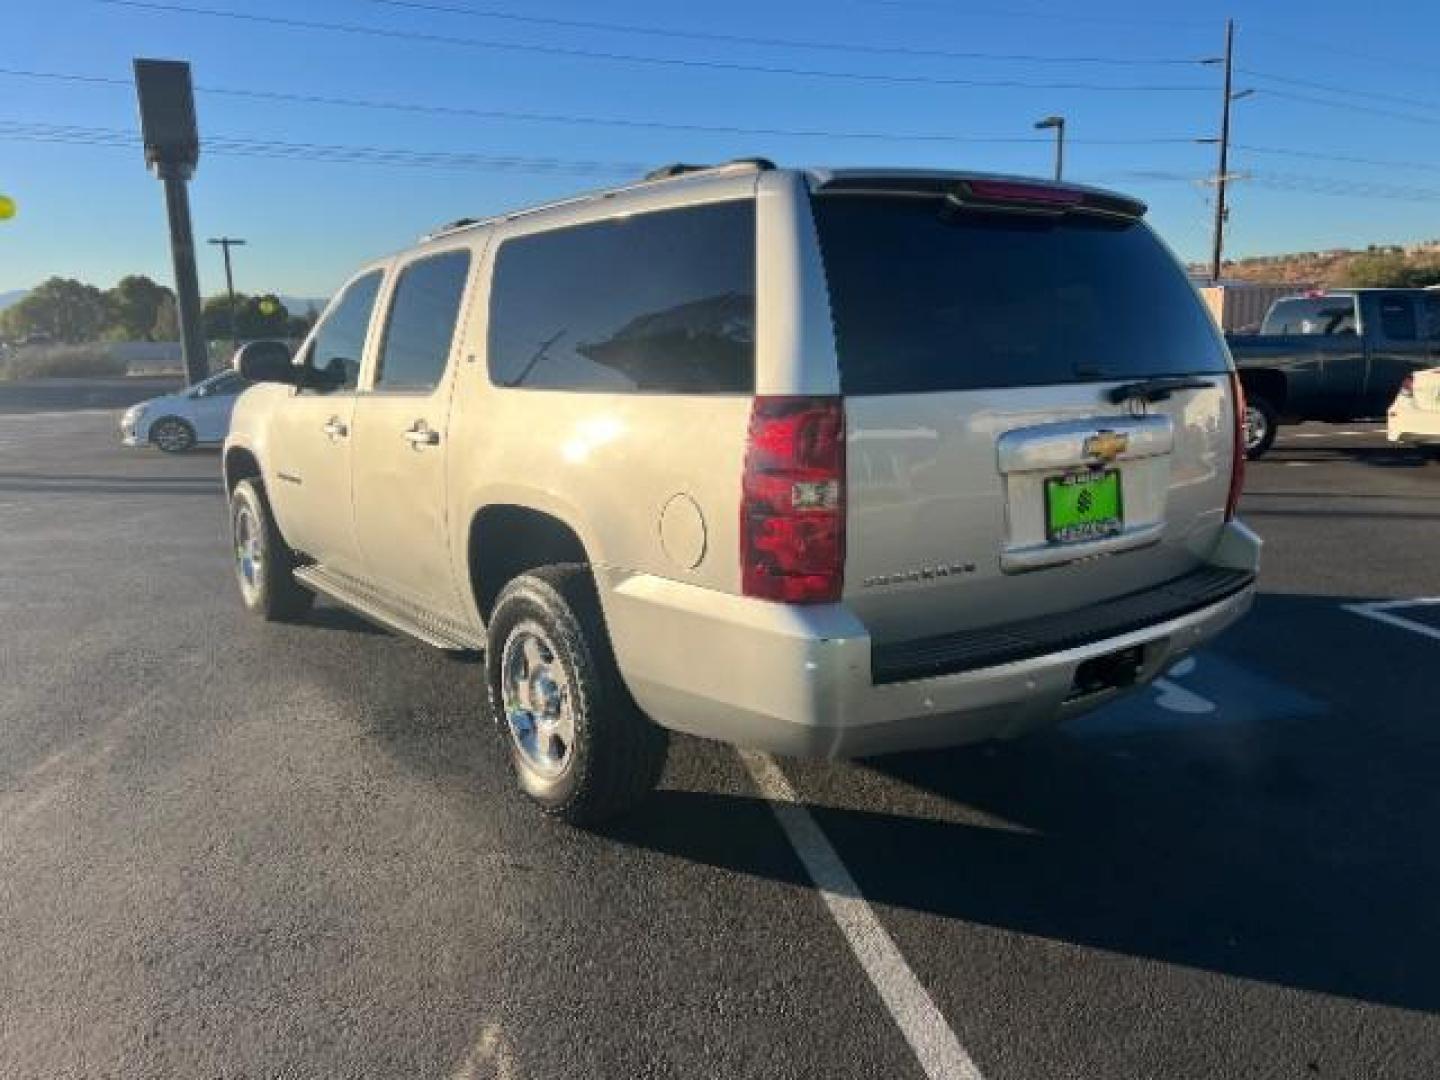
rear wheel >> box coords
[230,479,313,622]
[1243,396,1278,460]
[150,417,196,453]
[485,564,668,825]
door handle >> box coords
[322,416,348,439]
[403,422,440,447]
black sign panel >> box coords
[133,59,199,172]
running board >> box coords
[293,564,485,652]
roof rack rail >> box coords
[420,216,480,241]
[641,157,776,183]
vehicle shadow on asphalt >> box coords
[1267,443,1435,469]
[604,593,1440,1014]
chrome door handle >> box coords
[403,423,440,447]
[322,417,348,438]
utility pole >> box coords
[208,236,246,359]
[1034,115,1065,181]
[1208,19,1235,283]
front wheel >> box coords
[150,417,196,453]
[229,479,314,622]
[1243,396,1279,460]
[486,565,668,826]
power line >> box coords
[1255,88,1440,127]
[1238,67,1440,114]
[0,120,643,175]
[855,0,1210,30]
[1122,167,1440,204]
[1233,144,1440,176]
[1242,25,1440,77]
[90,0,1213,92]
[341,0,1203,65]
[0,66,1205,145]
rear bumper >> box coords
[602,521,1261,758]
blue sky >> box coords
[3,0,1439,298]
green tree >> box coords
[1,277,109,343]
[203,292,290,340]
[104,275,172,341]
[1340,252,1423,288]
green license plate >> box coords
[1045,469,1123,544]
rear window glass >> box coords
[812,195,1230,394]
[487,200,755,394]
[1260,297,1358,336]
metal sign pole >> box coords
[159,164,209,385]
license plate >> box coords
[1045,468,1123,543]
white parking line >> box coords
[1342,598,1440,643]
[738,750,984,1080]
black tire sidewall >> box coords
[152,418,195,453]
[1244,397,1278,460]
[230,481,274,615]
[229,479,311,621]
[485,577,597,811]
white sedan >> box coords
[1388,367,1440,454]
[120,370,250,453]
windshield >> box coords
[812,194,1230,394]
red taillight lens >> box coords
[1399,375,1415,399]
[741,396,845,603]
[1226,374,1246,522]
[959,178,1084,208]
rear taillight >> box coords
[1399,375,1415,399]
[1226,374,1246,522]
[741,396,845,603]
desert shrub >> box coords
[0,344,130,381]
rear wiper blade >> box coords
[1106,376,1216,404]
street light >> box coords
[1034,115,1065,182]
[207,236,247,360]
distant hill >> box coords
[1192,241,1440,289]
[0,289,26,311]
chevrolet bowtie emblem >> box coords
[1083,430,1129,463]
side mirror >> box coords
[234,340,297,384]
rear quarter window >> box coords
[812,195,1230,395]
[487,200,755,394]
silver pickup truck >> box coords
[224,160,1260,824]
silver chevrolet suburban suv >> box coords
[224,160,1260,824]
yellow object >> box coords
[0,195,15,220]
[259,297,277,315]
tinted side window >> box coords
[488,200,755,393]
[1378,294,1417,341]
[375,250,472,391]
[309,271,384,389]
[1259,297,1357,336]
[1426,295,1440,341]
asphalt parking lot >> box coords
[2,407,1438,1079]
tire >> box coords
[150,417,197,453]
[1243,396,1279,460]
[485,564,668,826]
[229,479,314,622]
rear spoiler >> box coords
[816,175,1146,220]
